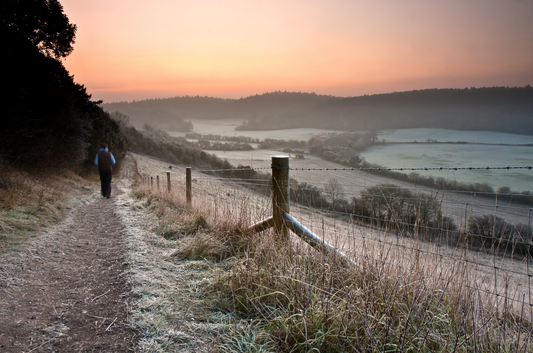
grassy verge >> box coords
[0,164,95,253]
[129,157,532,353]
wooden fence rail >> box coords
[142,157,357,266]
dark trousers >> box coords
[99,170,112,197]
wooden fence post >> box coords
[272,156,290,242]
[167,172,171,192]
[186,167,192,204]
[157,175,160,190]
[151,176,153,189]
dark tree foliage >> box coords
[0,0,76,58]
[1,32,89,169]
[0,0,126,172]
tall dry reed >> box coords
[135,164,532,352]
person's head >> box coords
[101,143,108,149]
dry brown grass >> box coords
[0,163,95,252]
[129,153,533,352]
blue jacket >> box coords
[94,148,116,165]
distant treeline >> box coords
[103,87,533,135]
[184,133,307,150]
[185,133,260,143]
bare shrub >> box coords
[468,215,532,255]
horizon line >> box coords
[99,84,533,105]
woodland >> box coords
[1,0,126,172]
[103,87,533,135]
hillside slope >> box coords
[102,86,533,135]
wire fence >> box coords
[139,159,533,320]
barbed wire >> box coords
[194,184,530,260]
[194,165,533,173]
[291,185,533,208]
[195,167,271,172]
[293,205,533,250]
[189,187,533,272]
[140,179,533,309]
[160,175,533,224]
[291,165,533,172]
[141,174,533,224]
[181,174,533,202]
[193,188,532,256]
[368,254,532,307]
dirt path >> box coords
[0,185,137,352]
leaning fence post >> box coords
[167,172,171,192]
[186,167,192,204]
[272,156,290,242]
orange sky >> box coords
[61,0,533,103]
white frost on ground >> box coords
[114,174,225,352]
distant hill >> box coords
[102,86,533,135]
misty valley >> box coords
[165,122,533,193]
[103,88,533,193]
[103,88,533,236]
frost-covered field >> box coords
[363,129,533,191]
[167,118,343,141]
[168,123,533,191]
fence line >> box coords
[140,169,533,248]
[291,165,533,171]
[141,170,533,239]
[196,165,533,173]
[139,157,533,315]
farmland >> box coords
[165,123,533,227]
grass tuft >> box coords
[181,213,209,235]
[218,323,275,353]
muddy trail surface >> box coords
[0,186,137,352]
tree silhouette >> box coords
[1,0,126,171]
[1,0,76,58]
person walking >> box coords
[94,143,116,198]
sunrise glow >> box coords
[61,0,533,103]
